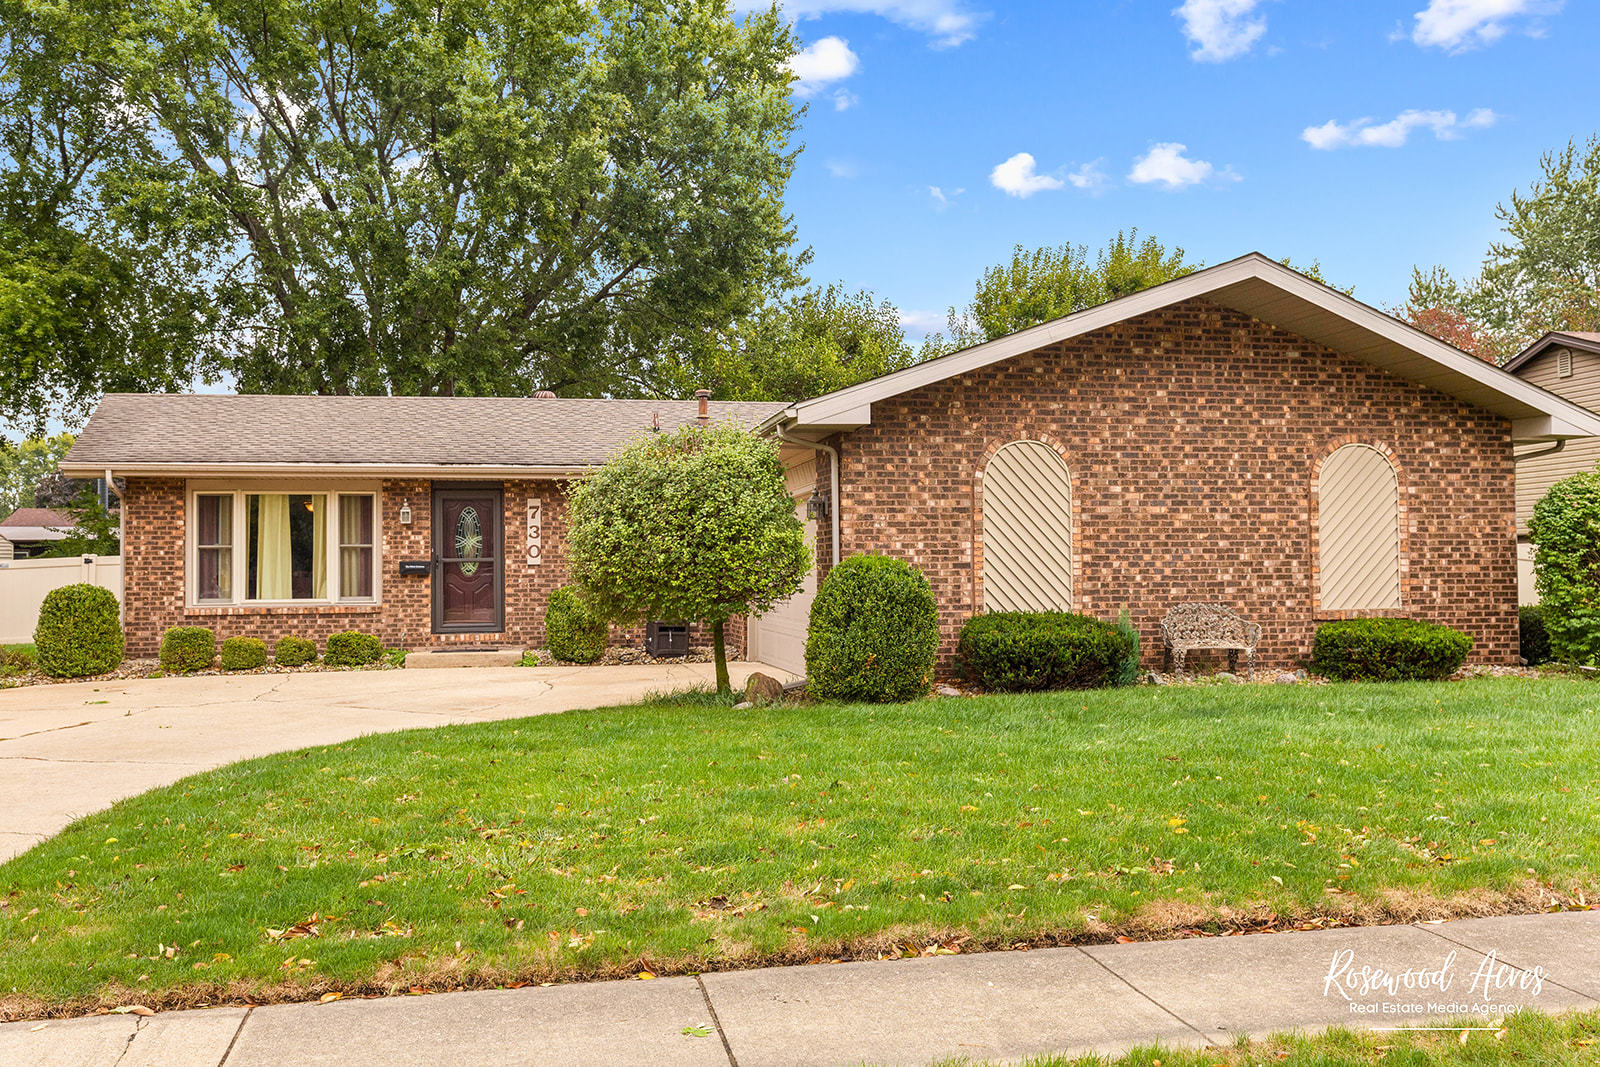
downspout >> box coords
[774,421,841,570]
[105,469,125,629]
[1516,439,1565,461]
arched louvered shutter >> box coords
[1317,444,1401,610]
[983,441,1072,611]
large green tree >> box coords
[1408,135,1600,364]
[0,432,72,518]
[651,283,918,401]
[919,231,1200,356]
[1,0,801,411]
[566,423,808,695]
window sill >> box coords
[185,603,383,617]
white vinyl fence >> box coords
[0,555,123,644]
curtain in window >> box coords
[339,496,373,598]
[312,498,327,599]
[255,494,292,599]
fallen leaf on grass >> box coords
[111,1005,155,1016]
[637,970,657,980]
[319,993,343,1004]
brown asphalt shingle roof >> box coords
[0,508,73,529]
[63,394,789,471]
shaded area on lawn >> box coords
[1,678,1597,1018]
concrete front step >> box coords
[404,648,525,669]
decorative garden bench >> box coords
[1160,603,1261,677]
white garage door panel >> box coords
[750,504,817,677]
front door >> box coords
[432,487,503,633]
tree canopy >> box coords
[0,433,72,518]
[1407,135,1600,363]
[1,0,802,423]
[565,422,808,693]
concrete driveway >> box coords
[0,662,785,862]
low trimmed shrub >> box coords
[1310,618,1472,682]
[33,583,124,678]
[806,554,939,703]
[324,630,384,667]
[274,635,318,667]
[544,586,607,664]
[1519,606,1551,666]
[220,636,268,671]
[958,611,1138,692]
[160,626,216,673]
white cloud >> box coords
[826,159,859,179]
[739,0,984,48]
[899,309,947,338]
[831,88,859,111]
[1065,160,1109,193]
[1127,143,1238,189]
[1174,0,1269,62]
[1409,0,1561,51]
[1301,107,1498,149]
[787,36,860,96]
[927,185,964,210]
[990,153,1064,198]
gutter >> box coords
[105,469,126,629]
[774,420,841,570]
[58,462,597,479]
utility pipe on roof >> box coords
[774,421,840,571]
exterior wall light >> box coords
[806,495,828,522]
[399,502,413,525]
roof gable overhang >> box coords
[764,253,1600,444]
[1504,331,1600,374]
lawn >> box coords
[2,677,1597,1018]
[943,1009,1600,1066]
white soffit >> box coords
[773,253,1600,443]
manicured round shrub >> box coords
[324,630,384,667]
[544,586,607,664]
[274,635,318,668]
[957,611,1138,692]
[220,636,268,671]
[34,583,124,678]
[805,554,939,703]
[160,626,216,673]
[1529,472,1600,663]
[1519,606,1551,667]
[1310,618,1472,682]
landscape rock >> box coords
[1215,672,1238,683]
[744,671,786,705]
[1274,672,1299,684]
[732,700,754,710]
[935,685,962,697]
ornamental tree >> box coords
[566,422,808,694]
[1528,470,1600,664]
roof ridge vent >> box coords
[531,389,558,398]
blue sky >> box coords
[753,0,1594,339]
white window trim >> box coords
[186,481,383,608]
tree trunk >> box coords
[711,618,731,696]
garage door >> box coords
[749,465,818,676]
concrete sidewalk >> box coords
[4,911,1596,1066]
[0,662,787,862]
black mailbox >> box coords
[645,621,690,658]
[398,559,431,576]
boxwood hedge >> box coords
[1310,618,1471,681]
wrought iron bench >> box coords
[1161,603,1261,677]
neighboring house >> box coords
[62,254,1600,672]
[0,508,74,559]
[1504,332,1600,605]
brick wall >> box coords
[120,477,742,659]
[833,298,1519,670]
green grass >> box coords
[2,678,1597,1018]
[933,1008,1600,1065]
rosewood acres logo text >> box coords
[1323,948,1547,1018]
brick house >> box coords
[62,254,1600,671]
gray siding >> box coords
[1515,347,1600,534]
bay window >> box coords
[190,488,379,605]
